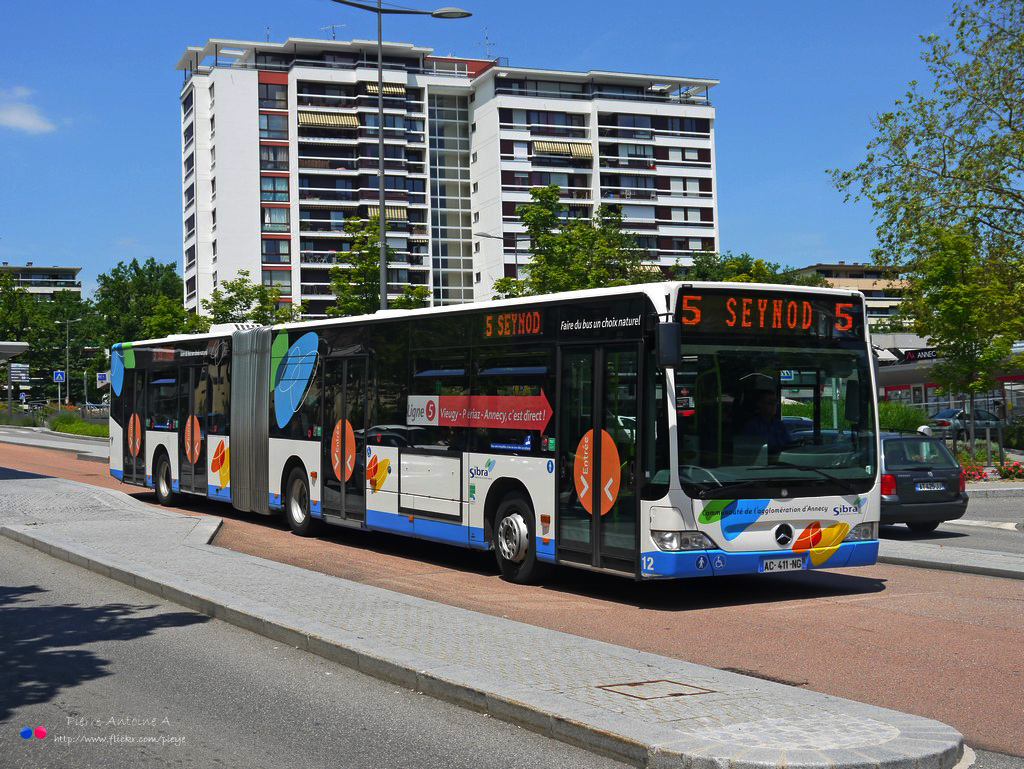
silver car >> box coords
[927,407,1002,441]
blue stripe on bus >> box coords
[311,499,321,516]
[145,475,154,488]
[110,469,123,481]
[172,480,180,493]
[536,535,555,562]
[365,508,484,548]
[208,485,231,502]
[640,541,879,579]
[269,493,283,511]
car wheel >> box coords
[154,454,177,506]
[493,493,550,585]
[907,520,940,534]
[285,466,322,537]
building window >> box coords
[473,211,479,223]
[212,240,217,261]
[472,182,479,193]
[259,83,287,109]
[262,207,290,232]
[262,239,291,264]
[260,145,289,170]
[471,152,477,163]
[211,178,216,198]
[212,271,218,287]
[209,116,215,134]
[262,269,292,292]
[261,176,289,201]
[259,114,288,140]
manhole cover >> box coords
[599,680,714,700]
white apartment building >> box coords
[177,38,718,317]
[0,262,82,301]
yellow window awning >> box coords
[365,82,406,96]
[297,111,358,128]
[366,206,408,220]
[568,142,593,159]
[533,140,572,156]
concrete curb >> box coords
[0,500,966,769]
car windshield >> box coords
[883,438,957,470]
[674,343,876,498]
[930,409,960,419]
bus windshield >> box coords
[674,343,876,498]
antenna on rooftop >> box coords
[321,23,346,40]
[479,27,495,59]
[265,27,271,42]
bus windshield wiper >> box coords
[782,466,860,493]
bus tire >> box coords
[493,493,549,585]
[285,467,321,537]
[154,454,177,506]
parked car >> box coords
[780,415,814,431]
[927,407,1002,441]
[879,433,967,533]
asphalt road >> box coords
[0,534,632,769]
[1,436,1023,760]
[883,495,1024,555]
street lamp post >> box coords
[328,0,471,311]
[63,317,82,406]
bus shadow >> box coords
[0,467,53,481]
[880,524,970,542]
[540,567,887,611]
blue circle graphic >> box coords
[20,727,32,739]
[273,332,319,430]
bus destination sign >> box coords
[484,310,542,339]
[676,289,863,339]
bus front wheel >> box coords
[494,494,549,585]
[154,454,177,506]
[285,467,321,537]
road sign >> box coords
[10,363,29,383]
[96,371,109,388]
[19,392,26,402]
[53,370,66,383]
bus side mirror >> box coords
[656,323,681,368]
[844,380,860,423]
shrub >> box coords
[959,460,988,482]
[877,401,930,434]
[47,413,109,438]
[994,461,1024,480]
[1002,422,1024,451]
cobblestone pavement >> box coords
[0,473,966,769]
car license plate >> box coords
[760,556,805,573]
[916,481,944,491]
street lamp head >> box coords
[431,7,472,18]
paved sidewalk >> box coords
[0,474,965,769]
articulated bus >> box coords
[109,282,880,583]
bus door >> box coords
[321,356,368,522]
[557,345,640,575]
[178,366,209,495]
[122,370,146,485]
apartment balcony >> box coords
[296,93,357,109]
[598,125,711,141]
[298,189,358,202]
[299,157,359,171]
[601,188,657,201]
[494,85,711,107]
[598,156,657,171]
[501,185,591,200]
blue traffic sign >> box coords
[53,370,66,383]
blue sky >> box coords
[1,1,951,296]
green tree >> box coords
[491,186,655,299]
[899,226,1023,438]
[202,269,304,325]
[0,271,40,341]
[685,251,832,287]
[830,0,1024,261]
[93,258,182,349]
[326,216,429,317]
[142,295,212,338]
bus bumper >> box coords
[640,540,879,579]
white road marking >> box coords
[947,519,1019,531]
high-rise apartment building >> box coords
[177,38,718,317]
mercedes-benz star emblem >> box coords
[775,524,794,546]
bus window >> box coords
[147,370,177,431]
[472,346,554,454]
[411,354,468,449]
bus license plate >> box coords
[760,556,805,573]
[916,481,944,491]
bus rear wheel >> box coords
[285,467,321,537]
[154,454,177,506]
[494,493,550,585]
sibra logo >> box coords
[833,495,868,515]
[469,458,496,478]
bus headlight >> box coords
[652,531,715,552]
[844,522,877,542]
